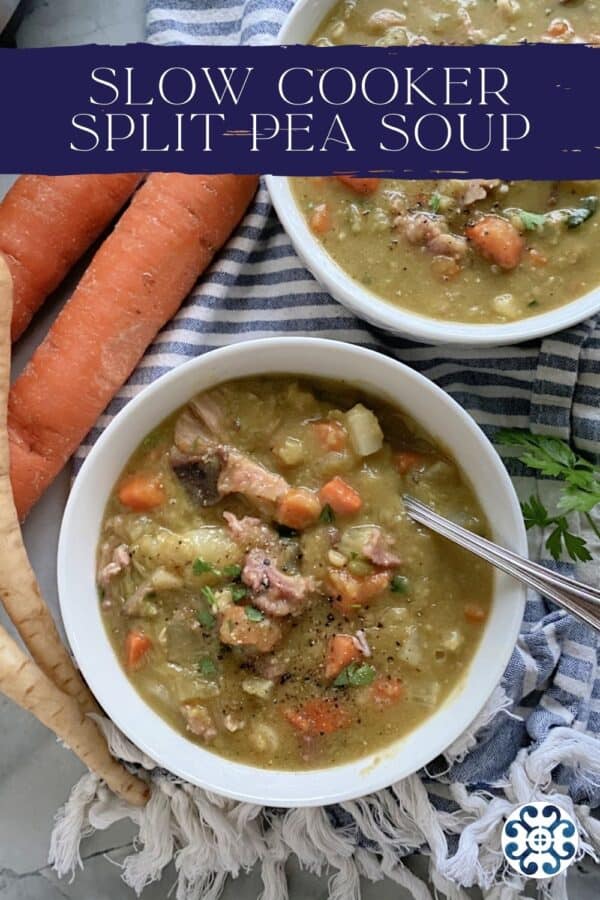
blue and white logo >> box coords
[502,802,579,879]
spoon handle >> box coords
[403,495,600,633]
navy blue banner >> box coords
[0,42,598,177]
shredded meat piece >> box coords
[123,580,154,616]
[189,392,227,439]
[181,703,217,741]
[98,543,131,586]
[399,211,445,245]
[353,630,371,658]
[217,450,289,506]
[223,512,278,550]
[427,233,468,260]
[396,212,468,260]
[458,179,500,207]
[174,408,216,455]
[362,528,402,568]
[242,548,315,617]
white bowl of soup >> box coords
[266,0,600,345]
[58,337,526,806]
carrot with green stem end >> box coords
[1,174,143,341]
[8,172,258,520]
[0,255,99,713]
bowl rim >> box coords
[58,337,526,806]
[265,0,600,347]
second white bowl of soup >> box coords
[266,0,600,345]
[59,338,526,806]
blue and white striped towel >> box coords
[62,2,600,895]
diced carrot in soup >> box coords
[125,631,152,669]
[118,474,166,511]
[465,216,524,271]
[327,568,390,614]
[464,603,487,624]
[394,451,427,475]
[325,634,361,679]
[335,175,381,195]
[284,698,351,735]
[277,487,321,530]
[371,677,405,706]
[311,419,347,452]
[319,476,362,515]
[310,203,332,234]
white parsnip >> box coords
[0,254,148,805]
[0,624,148,805]
[0,256,98,713]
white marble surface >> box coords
[1,1,598,898]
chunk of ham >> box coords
[396,212,468,260]
[181,703,217,741]
[189,392,227,440]
[242,548,315,617]
[362,528,402,568]
[98,543,131,587]
[218,450,289,506]
[223,512,278,550]
[459,179,500,207]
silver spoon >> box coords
[403,495,600,633]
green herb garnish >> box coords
[231,585,249,603]
[429,193,441,213]
[198,657,217,678]
[193,558,214,575]
[201,585,217,606]
[334,662,376,688]
[567,196,598,229]
[319,503,335,524]
[518,210,547,231]
[197,608,215,628]
[222,564,242,579]
[245,606,264,622]
[390,574,409,594]
[498,429,600,562]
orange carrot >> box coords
[371,676,405,707]
[283,698,351,735]
[118,473,166,511]
[464,603,487,624]
[394,451,427,474]
[319,476,362,515]
[8,173,258,520]
[277,487,321,530]
[125,630,152,669]
[335,175,381,195]
[309,203,332,234]
[326,568,390,614]
[1,174,143,341]
[465,215,524,271]
[312,419,347,452]
[325,634,361,680]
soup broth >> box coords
[291,1,600,323]
[98,377,492,770]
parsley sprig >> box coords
[498,429,600,562]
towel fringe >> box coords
[48,715,600,898]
